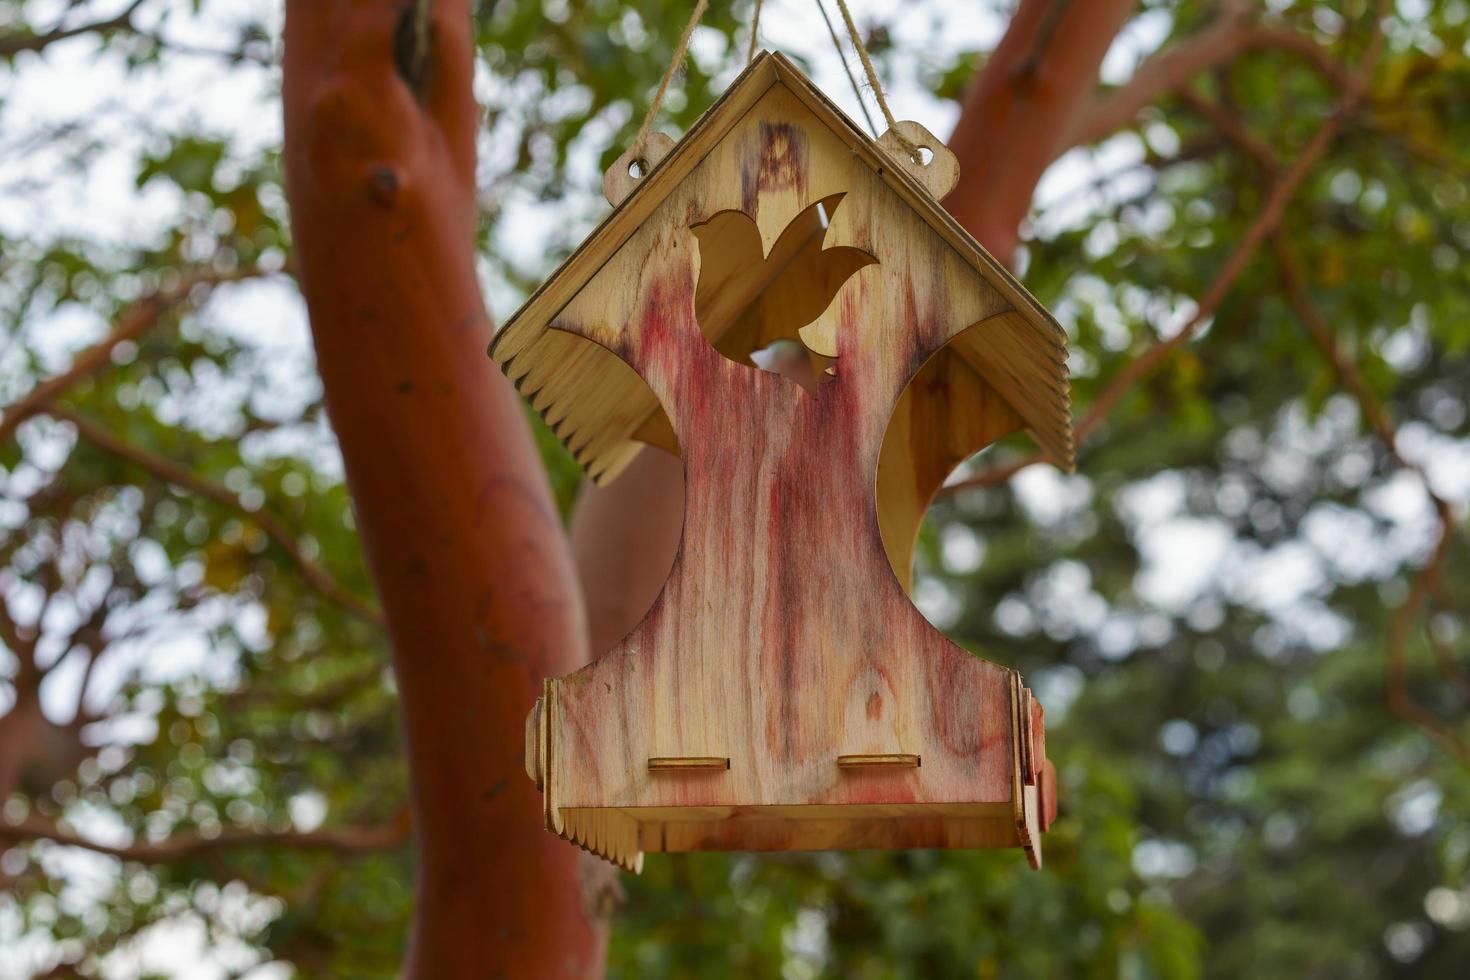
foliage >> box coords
[1,1,1468,978]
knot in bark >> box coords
[368,165,401,207]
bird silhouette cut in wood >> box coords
[493,52,1072,872]
[692,194,875,388]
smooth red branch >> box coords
[944,0,1136,263]
[1066,18,1355,150]
[282,1,604,975]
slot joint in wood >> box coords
[837,753,921,769]
[648,756,730,772]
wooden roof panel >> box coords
[491,51,1074,478]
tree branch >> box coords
[1067,11,1356,149]
[943,5,1387,496]
[283,0,604,971]
[0,0,148,59]
[1384,521,1467,765]
[1428,594,1470,703]
[1083,30,1465,764]
[945,0,1137,262]
[0,805,411,861]
[0,593,38,685]
[0,265,264,447]
[46,405,384,628]
[1175,87,1280,172]
[1272,235,1466,763]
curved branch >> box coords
[944,10,1388,496]
[283,0,602,973]
[1384,520,1467,765]
[0,0,147,59]
[1067,15,1356,150]
[0,265,265,447]
[0,805,410,861]
[1273,235,1467,763]
[46,405,384,628]
[1428,590,1470,702]
[1174,88,1280,171]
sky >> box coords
[2,1,1468,977]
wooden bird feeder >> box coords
[493,53,1072,872]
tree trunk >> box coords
[281,2,605,976]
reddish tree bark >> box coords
[944,0,1137,262]
[281,2,605,976]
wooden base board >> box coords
[558,799,1042,872]
[532,668,1052,872]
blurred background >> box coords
[2,0,1469,976]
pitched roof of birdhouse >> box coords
[491,51,1073,482]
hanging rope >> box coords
[813,0,878,136]
[629,0,918,168]
[632,0,709,159]
[746,0,764,65]
[831,0,921,162]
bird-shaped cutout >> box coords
[691,193,876,390]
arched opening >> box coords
[875,318,1034,596]
[512,329,686,655]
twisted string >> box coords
[747,0,764,65]
[629,0,917,169]
[832,0,921,162]
[813,0,878,136]
[632,0,709,158]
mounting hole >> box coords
[916,145,934,166]
[627,158,649,179]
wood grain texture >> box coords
[876,338,1025,591]
[604,132,676,207]
[495,58,1070,870]
[878,120,960,201]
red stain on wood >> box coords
[741,121,808,217]
[506,77,1059,868]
